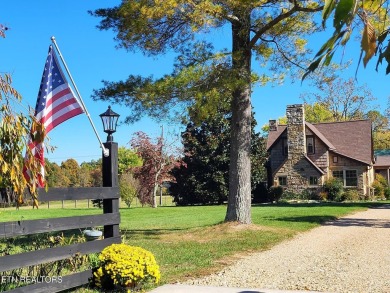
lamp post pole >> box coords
[100,106,120,239]
[102,141,119,238]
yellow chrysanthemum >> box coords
[93,244,161,290]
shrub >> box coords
[384,187,390,200]
[268,186,284,203]
[281,191,299,201]
[93,244,160,291]
[375,173,388,187]
[372,179,385,199]
[342,189,360,201]
[323,178,343,201]
[319,191,328,201]
[372,174,388,200]
[301,189,322,201]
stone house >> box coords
[266,104,375,196]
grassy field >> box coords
[0,201,385,289]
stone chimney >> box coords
[269,120,278,131]
[286,104,306,161]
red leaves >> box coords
[130,131,176,206]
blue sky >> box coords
[1,1,389,164]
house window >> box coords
[332,170,358,187]
[332,170,343,179]
[309,176,318,185]
[306,136,315,154]
[333,156,338,163]
[345,170,358,187]
[278,176,287,186]
[282,138,288,156]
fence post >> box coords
[102,142,119,238]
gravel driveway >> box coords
[183,205,390,293]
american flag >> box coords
[23,45,84,187]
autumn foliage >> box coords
[130,131,177,207]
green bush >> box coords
[372,174,388,200]
[375,173,388,187]
[280,189,320,201]
[372,180,384,199]
[323,178,344,201]
[342,189,360,201]
[301,189,322,201]
[281,191,299,200]
[268,186,284,203]
[384,187,390,200]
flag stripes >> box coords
[23,45,84,187]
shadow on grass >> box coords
[120,227,188,240]
[120,221,227,240]
[263,204,390,228]
[270,215,338,225]
[252,202,388,209]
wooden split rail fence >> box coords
[0,186,121,292]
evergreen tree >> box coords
[170,111,267,205]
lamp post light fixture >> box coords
[100,106,120,143]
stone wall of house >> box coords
[274,158,322,193]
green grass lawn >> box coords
[0,201,385,289]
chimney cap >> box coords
[287,104,304,108]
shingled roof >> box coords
[267,119,373,165]
[374,155,390,167]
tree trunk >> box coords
[152,165,162,208]
[225,11,252,224]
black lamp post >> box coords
[100,106,120,142]
[100,106,120,239]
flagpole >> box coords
[50,36,109,157]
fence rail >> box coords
[0,212,120,238]
[0,186,121,292]
[37,187,119,201]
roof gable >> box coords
[266,125,286,150]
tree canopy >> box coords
[305,0,390,78]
